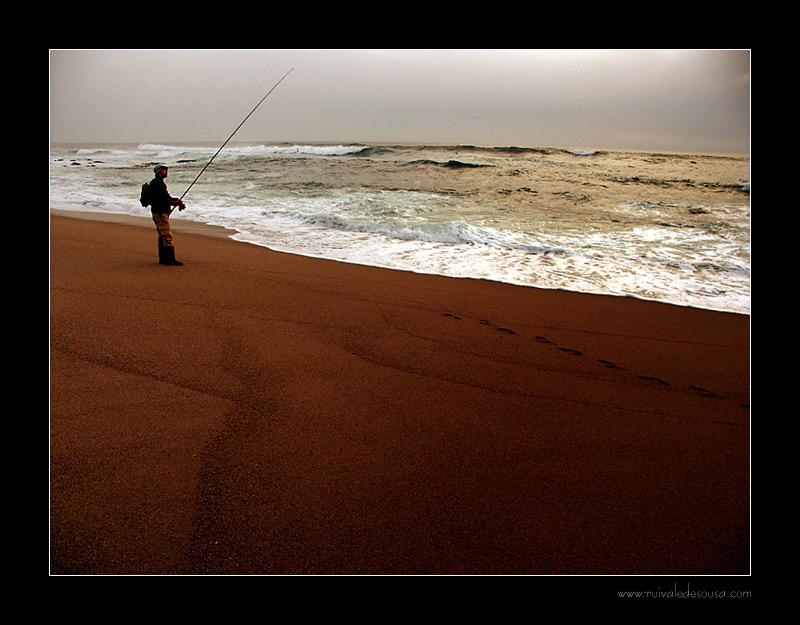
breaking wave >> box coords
[50,142,750,313]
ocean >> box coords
[49,142,751,314]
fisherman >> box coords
[149,164,185,266]
[142,70,293,266]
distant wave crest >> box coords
[136,143,372,157]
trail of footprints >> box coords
[442,312,733,403]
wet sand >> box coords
[49,209,750,575]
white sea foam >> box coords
[50,143,751,314]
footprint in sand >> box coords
[534,334,581,355]
[474,317,518,335]
[691,385,717,397]
[637,375,670,386]
[442,315,729,402]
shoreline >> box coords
[49,206,750,317]
[49,205,239,240]
[49,207,750,575]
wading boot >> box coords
[160,245,183,266]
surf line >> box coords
[542,268,623,294]
[176,68,295,210]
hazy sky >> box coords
[49,49,750,154]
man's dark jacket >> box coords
[149,176,177,215]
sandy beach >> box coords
[49,209,750,575]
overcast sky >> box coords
[49,49,750,154]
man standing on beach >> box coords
[149,164,185,266]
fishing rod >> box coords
[176,67,294,209]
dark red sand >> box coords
[49,211,750,575]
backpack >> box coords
[140,182,150,207]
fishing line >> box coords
[178,67,294,206]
